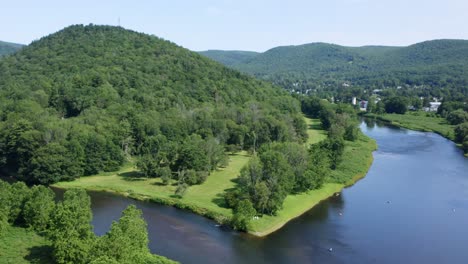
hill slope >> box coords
[0,40,23,56]
[202,40,468,96]
[0,25,306,184]
[198,50,259,66]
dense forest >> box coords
[198,50,259,67]
[0,24,307,185]
[0,40,23,56]
[0,180,176,263]
[200,40,468,98]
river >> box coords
[81,120,468,264]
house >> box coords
[359,100,368,111]
[423,102,441,112]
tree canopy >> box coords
[0,24,307,185]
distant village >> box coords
[288,81,443,112]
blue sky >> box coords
[1,0,467,51]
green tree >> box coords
[48,189,95,264]
[7,181,31,224]
[454,122,468,143]
[94,205,150,264]
[366,97,376,113]
[23,185,56,232]
[231,199,256,231]
[384,96,408,114]
[0,180,11,234]
[447,109,468,125]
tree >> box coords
[0,180,11,234]
[295,144,330,192]
[454,122,468,143]
[23,185,56,232]
[231,199,256,231]
[27,143,77,185]
[384,96,408,114]
[319,138,345,169]
[447,109,468,125]
[175,182,188,197]
[93,205,150,264]
[48,189,95,264]
[375,101,386,114]
[366,97,376,113]
[7,181,31,224]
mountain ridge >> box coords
[0,40,23,56]
[199,39,468,95]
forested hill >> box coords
[0,40,23,56]
[0,24,307,185]
[200,40,468,95]
[198,50,259,66]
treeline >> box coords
[226,97,360,230]
[0,180,175,264]
[0,25,307,185]
[365,94,468,154]
[437,100,468,154]
[215,40,468,98]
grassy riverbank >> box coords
[54,117,376,237]
[0,226,53,264]
[364,112,455,140]
[249,134,376,236]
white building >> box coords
[424,102,441,112]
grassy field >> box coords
[55,151,250,221]
[54,117,376,236]
[305,117,327,145]
[0,226,52,264]
[365,112,455,140]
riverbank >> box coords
[249,134,376,236]
[54,118,376,237]
[363,112,455,140]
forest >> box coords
[0,41,23,56]
[0,25,308,186]
[200,40,468,98]
[0,180,176,264]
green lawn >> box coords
[366,112,455,140]
[0,226,52,264]
[305,117,327,145]
[54,117,376,236]
[55,151,250,221]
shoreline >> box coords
[53,135,377,237]
[362,113,466,157]
[248,136,377,237]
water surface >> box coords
[86,121,468,263]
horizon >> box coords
[1,0,468,52]
[3,23,468,53]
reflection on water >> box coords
[59,119,468,264]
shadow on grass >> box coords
[211,187,237,209]
[118,171,147,181]
[25,245,54,264]
[153,182,169,186]
[309,123,322,130]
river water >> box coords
[84,120,468,264]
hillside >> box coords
[0,40,23,56]
[0,24,307,185]
[201,40,468,96]
[198,50,259,66]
